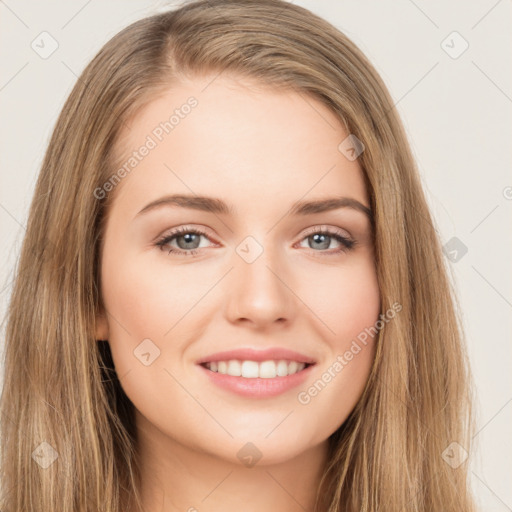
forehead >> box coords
[109,74,369,215]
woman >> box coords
[0,0,477,510]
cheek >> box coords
[98,248,174,381]
[292,258,380,425]
[99,251,204,417]
[99,248,222,382]
[101,251,190,339]
[300,256,381,345]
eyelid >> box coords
[299,224,352,240]
[155,224,217,242]
[155,225,217,246]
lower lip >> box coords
[197,363,315,398]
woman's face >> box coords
[96,74,380,465]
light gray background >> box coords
[1,1,511,510]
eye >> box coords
[155,225,356,258]
[296,226,356,255]
[155,226,215,257]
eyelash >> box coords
[155,226,356,258]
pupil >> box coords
[311,233,329,250]
[178,233,199,249]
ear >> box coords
[95,305,109,341]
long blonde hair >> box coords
[0,0,477,510]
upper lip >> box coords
[196,347,317,365]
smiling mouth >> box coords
[200,360,315,379]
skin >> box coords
[95,73,381,512]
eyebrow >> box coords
[135,194,372,220]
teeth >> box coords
[241,360,259,378]
[228,360,242,376]
[205,359,307,378]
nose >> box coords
[225,246,296,329]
